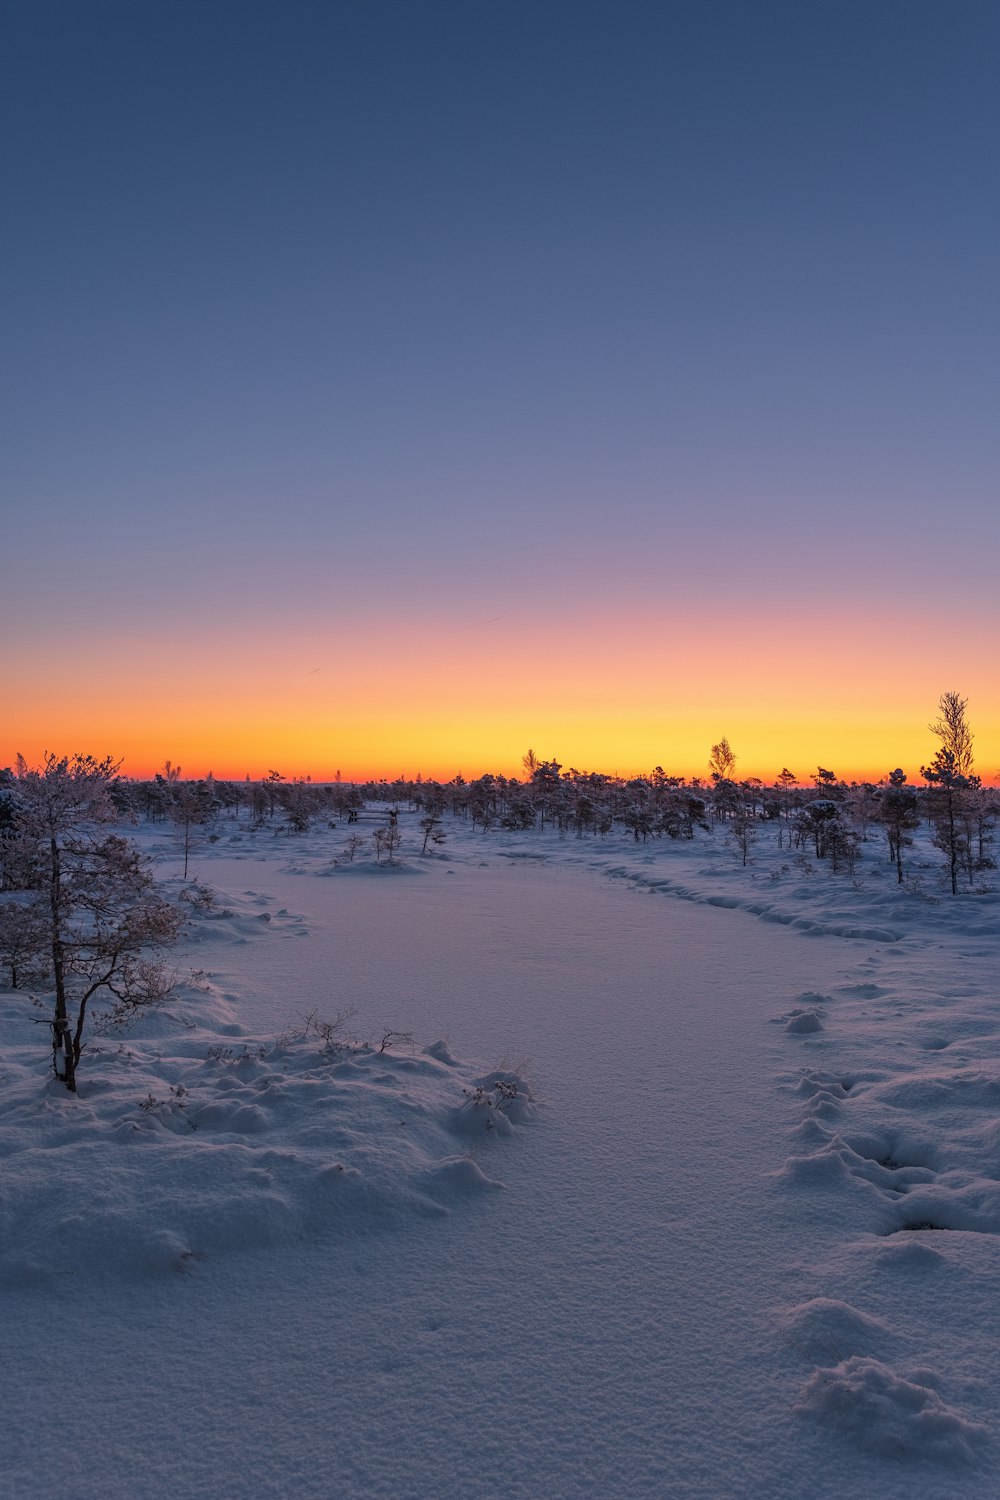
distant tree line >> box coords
[104,691,983,893]
[3,694,994,899]
[4,695,990,1094]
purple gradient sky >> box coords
[3,2,998,775]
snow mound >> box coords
[0,1014,535,1284]
[425,1039,458,1065]
[779,1297,895,1363]
[418,1155,505,1198]
[785,1009,824,1035]
[796,1356,989,1463]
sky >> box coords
[3,0,998,782]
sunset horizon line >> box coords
[7,751,997,789]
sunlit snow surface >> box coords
[4,809,1000,1498]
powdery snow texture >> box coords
[5,806,1000,1498]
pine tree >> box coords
[921,749,975,895]
[877,769,919,884]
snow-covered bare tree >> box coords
[967,783,998,872]
[170,782,217,879]
[708,738,737,783]
[420,807,446,854]
[0,899,48,987]
[342,834,365,863]
[929,690,974,778]
[383,824,402,863]
[728,803,756,866]
[372,827,401,864]
[12,755,182,1091]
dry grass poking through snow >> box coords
[0,982,535,1285]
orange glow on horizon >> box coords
[6,605,999,786]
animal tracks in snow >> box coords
[772,960,1000,1466]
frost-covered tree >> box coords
[921,694,983,895]
[796,799,842,859]
[342,833,365,863]
[658,790,708,841]
[710,776,741,824]
[920,749,975,895]
[11,755,182,1091]
[728,804,756,866]
[264,769,285,817]
[845,782,878,842]
[0,899,48,987]
[966,783,998,872]
[623,807,654,843]
[372,827,401,864]
[527,759,564,830]
[708,737,737,783]
[877,769,920,884]
[826,819,861,875]
[170,781,217,878]
[278,779,314,834]
[420,808,446,854]
[929,691,974,778]
[774,768,797,847]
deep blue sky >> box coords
[3,2,999,771]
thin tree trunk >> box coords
[49,833,76,1091]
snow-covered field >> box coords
[4,808,1000,1498]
